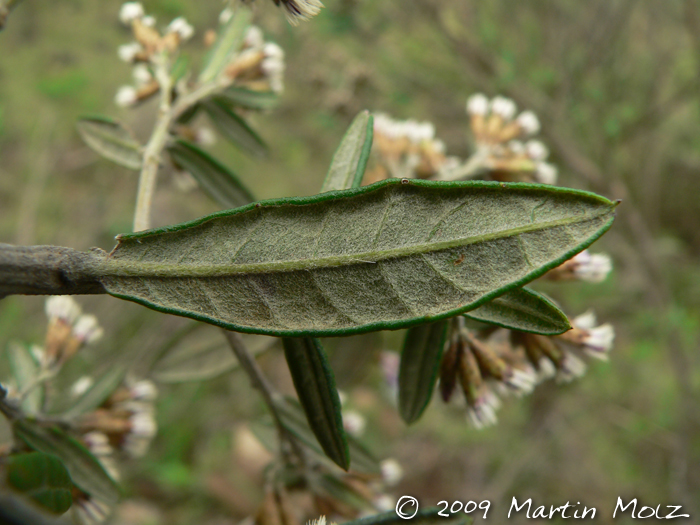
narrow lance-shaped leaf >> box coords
[6,452,73,515]
[7,343,42,414]
[321,111,374,193]
[63,366,126,418]
[204,99,268,158]
[167,139,254,210]
[99,179,617,337]
[282,337,349,470]
[398,320,449,424]
[218,87,278,111]
[76,117,142,170]
[13,419,120,505]
[199,6,252,83]
[272,397,380,474]
[464,286,571,335]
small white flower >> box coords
[45,296,81,324]
[281,0,324,25]
[72,376,94,397]
[525,139,549,161]
[557,352,587,383]
[117,42,142,63]
[115,85,138,107]
[219,7,234,25]
[572,312,615,360]
[74,496,111,524]
[141,14,156,27]
[380,458,404,486]
[536,357,557,381]
[503,366,537,396]
[244,25,264,49]
[466,93,489,116]
[82,432,112,456]
[343,410,366,437]
[132,63,153,85]
[119,2,144,25]
[130,410,157,438]
[535,162,558,184]
[374,495,396,512]
[572,251,613,283]
[309,517,327,525]
[196,127,217,146]
[130,380,158,402]
[467,389,500,429]
[490,96,517,120]
[516,110,540,135]
[263,42,285,61]
[73,315,104,345]
[405,121,435,144]
[168,17,194,41]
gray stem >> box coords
[0,244,106,297]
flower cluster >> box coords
[272,0,325,25]
[42,296,104,370]
[222,24,286,94]
[465,94,557,184]
[365,113,458,183]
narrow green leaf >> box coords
[321,111,374,193]
[204,99,268,158]
[199,7,252,83]
[398,320,448,424]
[465,287,571,335]
[76,117,142,170]
[7,343,42,414]
[274,397,380,474]
[6,452,72,514]
[314,473,373,512]
[344,508,472,525]
[282,337,349,470]
[0,491,67,525]
[167,139,255,209]
[63,366,126,418]
[217,87,278,110]
[13,419,119,505]
[100,180,616,337]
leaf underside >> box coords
[465,286,571,335]
[101,179,615,337]
[76,117,142,170]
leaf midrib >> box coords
[103,211,606,278]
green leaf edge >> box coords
[204,98,269,157]
[6,452,73,515]
[105,179,616,337]
[464,287,571,335]
[282,338,349,470]
[76,115,142,170]
[398,321,449,425]
[321,110,374,192]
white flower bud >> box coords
[525,140,549,161]
[343,410,366,437]
[141,14,156,27]
[130,380,158,402]
[263,42,284,60]
[73,315,104,344]
[380,458,404,486]
[119,2,144,25]
[45,296,81,324]
[219,7,234,25]
[117,42,142,63]
[516,110,540,135]
[466,93,489,116]
[132,63,153,85]
[71,376,94,397]
[490,96,517,120]
[374,495,396,512]
[115,85,138,107]
[168,17,194,41]
[571,251,612,283]
[535,162,558,184]
[243,26,264,49]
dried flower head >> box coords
[119,2,144,25]
[274,0,324,25]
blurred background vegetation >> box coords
[1,0,700,523]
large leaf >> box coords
[464,287,570,335]
[282,338,348,470]
[76,117,142,170]
[344,508,472,525]
[218,87,278,111]
[167,139,255,209]
[13,419,119,505]
[398,320,448,424]
[321,111,374,193]
[6,452,72,514]
[99,180,616,337]
[273,397,380,474]
[63,366,126,418]
[204,99,268,158]
[7,343,42,414]
[198,6,252,83]
[0,491,66,525]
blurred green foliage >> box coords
[1,0,700,524]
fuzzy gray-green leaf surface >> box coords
[100,179,615,337]
[465,287,571,335]
[76,117,142,170]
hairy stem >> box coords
[0,244,106,298]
